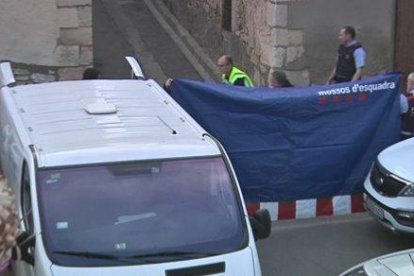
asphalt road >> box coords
[93,0,135,79]
[93,0,202,83]
[257,213,414,276]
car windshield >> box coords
[37,157,247,266]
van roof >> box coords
[8,79,220,167]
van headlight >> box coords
[401,185,414,197]
[342,265,368,276]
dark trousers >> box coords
[333,76,352,83]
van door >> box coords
[14,162,35,276]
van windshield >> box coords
[37,157,247,266]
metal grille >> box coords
[371,162,407,197]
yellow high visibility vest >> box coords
[221,66,254,87]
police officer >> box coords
[327,26,366,84]
[216,55,254,87]
[401,73,414,140]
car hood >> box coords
[50,247,256,276]
[364,249,414,275]
[378,138,414,183]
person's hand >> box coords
[164,78,173,89]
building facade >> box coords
[0,0,93,84]
[394,0,414,87]
[162,0,397,86]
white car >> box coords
[340,249,414,276]
[0,59,270,276]
[364,137,414,233]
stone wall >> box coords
[162,0,307,86]
[12,64,58,85]
[262,0,309,86]
[0,0,93,84]
[162,0,395,86]
[162,0,266,85]
[394,0,414,87]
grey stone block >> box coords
[286,46,304,63]
[57,0,91,7]
[13,68,30,75]
[58,66,88,80]
[285,70,310,87]
[78,6,92,27]
[80,46,93,65]
[30,73,56,83]
[15,75,30,81]
[288,30,304,46]
[58,7,79,28]
[55,45,80,66]
[60,27,92,46]
[266,2,288,27]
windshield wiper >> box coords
[127,251,216,260]
[53,250,142,264]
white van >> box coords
[0,59,270,276]
[364,137,414,234]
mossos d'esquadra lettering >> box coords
[318,81,396,96]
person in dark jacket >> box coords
[401,73,414,140]
[327,26,366,84]
[268,70,294,88]
[82,68,100,80]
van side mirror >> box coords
[249,209,271,241]
[12,232,35,266]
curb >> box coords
[248,194,366,221]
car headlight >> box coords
[342,265,368,276]
[401,185,414,197]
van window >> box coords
[21,162,34,233]
[37,157,247,266]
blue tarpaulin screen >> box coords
[170,74,401,202]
